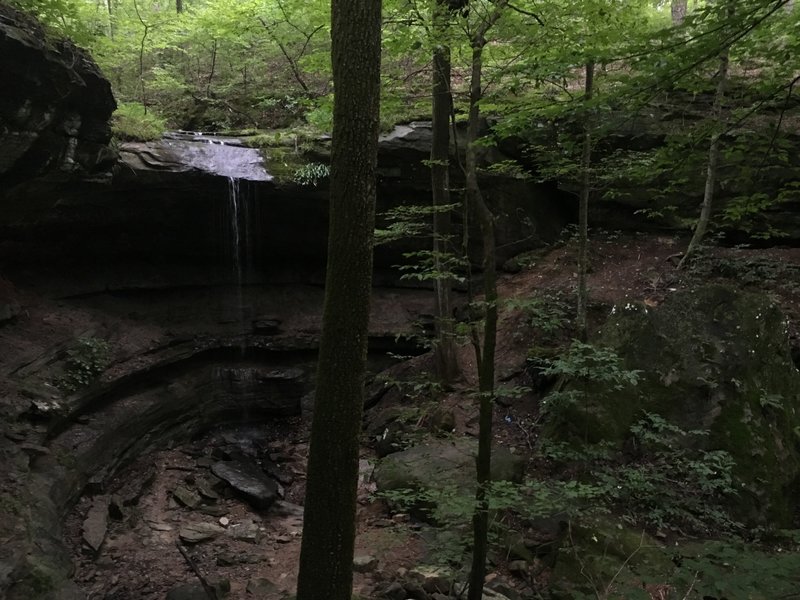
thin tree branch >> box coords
[506,2,544,26]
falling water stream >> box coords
[226,175,249,353]
[160,131,271,349]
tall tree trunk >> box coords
[672,0,688,24]
[106,0,114,39]
[176,0,183,14]
[294,0,382,598]
[463,5,510,595]
[132,0,149,112]
[678,4,731,269]
[206,39,217,98]
[465,14,503,600]
[576,61,594,342]
[431,0,459,383]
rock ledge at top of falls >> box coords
[0,3,116,186]
[119,132,272,182]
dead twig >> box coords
[176,542,218,600]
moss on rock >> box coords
[546,284,800,526]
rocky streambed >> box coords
[0,277,437,600]
[63,422,310,599]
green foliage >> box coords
[379,414,739,578]
[56,336,111,394]
[541,412,740,534]
[395,251,468,284]
[695,254,800,295]
[111,102,166,142]
[305,96,334,132]
[10,0,94,46]
[506,291,571,341]
[379,480,541,568]
[374,202,467,285]
[0,494,24,517]
[292,162,329,186]
[375,203,460,245]
[670,540,800,599]
[378,371,444,402]
[539,341,640,418]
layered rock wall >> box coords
[0,3,116,190]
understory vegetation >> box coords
[9,0,800,597]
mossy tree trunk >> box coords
[294,0,382,597]
[431,0,460,384]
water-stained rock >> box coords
[119,135,271,182]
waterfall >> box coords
[226,176,250,350]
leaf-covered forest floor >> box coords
[4,232,800,599]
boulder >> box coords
[374,438,524,496]
[81,497,109,553]
[550,519,671,599]
[227,518,261,543]
[178,522,225,543]
[353,555,378,573]
[172,485,202,509]
[547,284,800,525]
[211,460,279,509]
[0,4,115,190]
[245,577,279,596]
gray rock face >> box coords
[211,460,279,509]
[0,4,115,187]
[550,284,800,525]
[212,366,305,417]
[119,135,271,182]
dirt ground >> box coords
[6,232,800,599]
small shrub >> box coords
[538,341,641,419]
[293,162,330,186]
[670,540,800,598]
[56,336,111,394]
[506,291,571,342]
[540,412,740,534]
[111,102,166,142]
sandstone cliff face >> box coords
[0,3,116,190]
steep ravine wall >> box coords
[0,3,116,189]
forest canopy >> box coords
[11,0,800,241]
[10,0,799,134]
